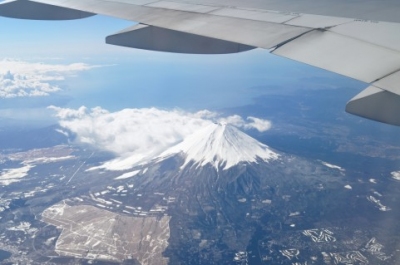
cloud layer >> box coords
[50,106,272,170]
[0,59,96,98]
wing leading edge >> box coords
[1,0,400,126]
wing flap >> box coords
[346,86,400,126]
[0,0,94,20]
[330,21,400,52]
[273,30,400,83]
[106,24,255,54]
[374,71,400,95]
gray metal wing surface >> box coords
[1,0,400,125]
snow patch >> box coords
[262,199,272,204]
[55,129,70,137]
[89,153,150,171]
[0,164,33,185]
[44,202,67,219]
[159,123,279,170]
[367,196,391,212]
[391,171,400,181]
[321,161,344,171]
[8,221,38,235]
[114,170,140,180]
[24,155,75,164]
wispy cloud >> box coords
[49,106,272,170]
[0,59,97,98]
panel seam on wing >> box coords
[324,27,400,54]
[272,28,317,50]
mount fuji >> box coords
[93,122,279,172]
[157,123,279,171]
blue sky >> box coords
[0,14,366,126]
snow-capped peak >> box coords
[158,123,279,170]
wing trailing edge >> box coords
[0,0,94,20]
[106,24,255,54]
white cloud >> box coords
[50,106,272,170]
[218,115,272,132]
[0,58,97,98]
[244,116,272,131]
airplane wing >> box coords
[1,0,400,126]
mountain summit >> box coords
[158,123,279,170]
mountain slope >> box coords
[158,123,279,170]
